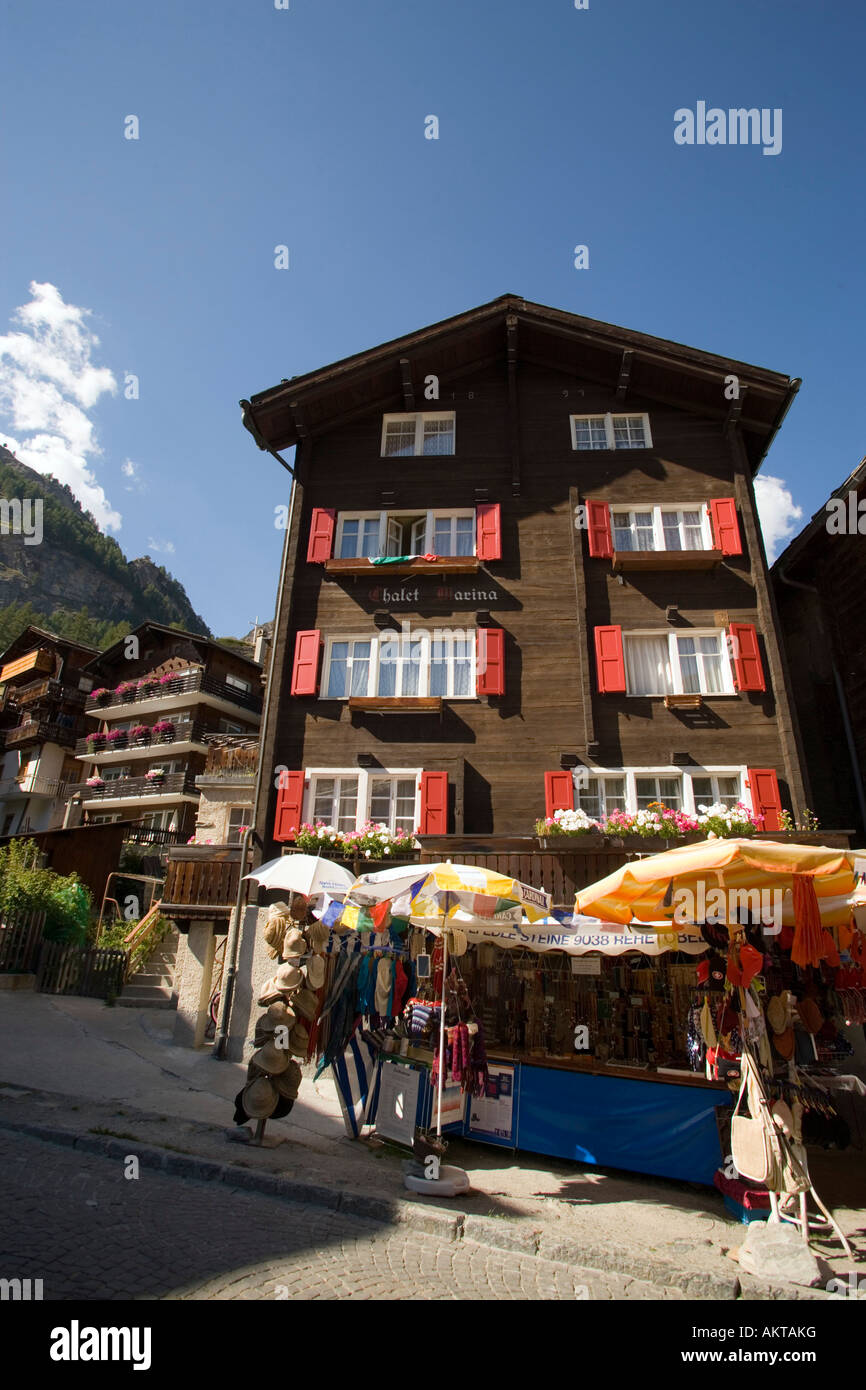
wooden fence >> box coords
[35,941,127,999]
[0,911,46,973]
[418,837,630,906]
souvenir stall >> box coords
[576,838,866,1238]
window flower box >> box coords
[293,820,421,860]
[152,720,175,743]
[86,732,106,747]
[115,682,137,702]
[136,678,160,696]
[86,776,105,789]
[105,729,128,746]
[159,672,184,692]
[129,725,151,745]
[92,688,110,705]
[145,768,166,783]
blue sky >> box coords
[1,0,863,637]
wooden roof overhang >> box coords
[241,294,800,475]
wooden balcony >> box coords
[85,669,262,719]
[74,720,208,759]
[325,556,481,578]
[161,845,251,924]
[612,548,722,573]
[80,772,200,804]
[195,741,258,784]
[0,648,54,685]
[4,718,78,750]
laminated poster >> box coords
[467,1065,515,1142]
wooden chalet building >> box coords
[242,294,809,862]
[76,623,263,844]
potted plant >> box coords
[535,808,604,847]
[105,728,128,746]
[604,804,701,849]
[344,822,422,861]
[86,775,105,789]
[129,724,150,745]
[91,688,110,706]
[159,671,182,693]
[145,768,166,786]
[696,801,760,838]
[115,681,137,702]
[152,720,175,743]
[85,730,106,749]
[294,821,348,855]
[137,676,159,696]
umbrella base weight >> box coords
[402,1160,470,1197]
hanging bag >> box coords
[731,1052,784,1187]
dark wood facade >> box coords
[772,456,866,841]
[243,295,810,855]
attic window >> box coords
[571,413,652,451]
[381,412,455,458]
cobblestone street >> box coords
[0,1130,682,1301]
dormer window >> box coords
[381,412,456,457]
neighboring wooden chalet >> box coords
[772,456,866,841]
[241,293,810,855]
[76,622,263,843]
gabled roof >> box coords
[82,621,262,674]
[0,625,100,668]
[772,455,866,575]
[241,293,800,473]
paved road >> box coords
[0,1131,681,1300]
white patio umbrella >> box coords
[243,853,356,900]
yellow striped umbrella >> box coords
[340,861,551,928]
[576,837,862,929]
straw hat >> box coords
[257,976,284,1006]
[262,1000,296,1030]
[251,1040,290,1075]
[293,986,319,1022]
[766,995,788,1035]
[274,962,302,992]
[306,920,330,954]
[305,954,326,989]
[282,928,306,959]
[273,1060,303,1100]
[288,1021,310,1056]
[241,1076,278,1119]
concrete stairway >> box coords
[117,926,179,1009]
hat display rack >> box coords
[688,907,858,1257]
[233,896,331,1145]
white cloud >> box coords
[121,459,136,477]
[121,458,146,493]
[0,281,122,531]
[754,474,803,562]
[147,537,175,555]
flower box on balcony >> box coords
[129,725,151,744]
[115,683,137,702]
[91,689,110,705]
[536,834,607,850]
[105,730,128,746]
[152,721,175,743]
[136,679,160,696]
[86,776,105,789]
[86,733,106,747]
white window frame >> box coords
[381,411,456,458]
[623,629,735,697]
[227,805,252,842]
[305,767,422,833]
[225,673,252,694]
[570,412,652,451]
[578,767,746,817]
[610,504,713,552]
[335,507,476,560]
[322,632,477,700]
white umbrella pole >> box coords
[436,919,449,1138]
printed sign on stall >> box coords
[467,1065,515,1142]
[374,1059,421,1146]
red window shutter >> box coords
[586,500,613,558]
[709,498,742,556]
[419,772,448,835]
[290,630,322,696]
[746,768,783,833]
[544,771,574,819]
[274,770,305,842]
[594,625,626,693]
[307,508,336,563]
[729,623,766,692]
[476,503,502,561]
[476,628,505,696]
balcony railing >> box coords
[4,719,78,750]
[0,776,78,799]
[85,670,262,717]
[75,720,210,758]
[80,772,200,802]
[123,825,189,847]
[196,743,259,783]
[14,679,88,708]
[162,844,251,921]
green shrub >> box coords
[0,839,93,944]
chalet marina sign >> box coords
[366,583,501,605]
